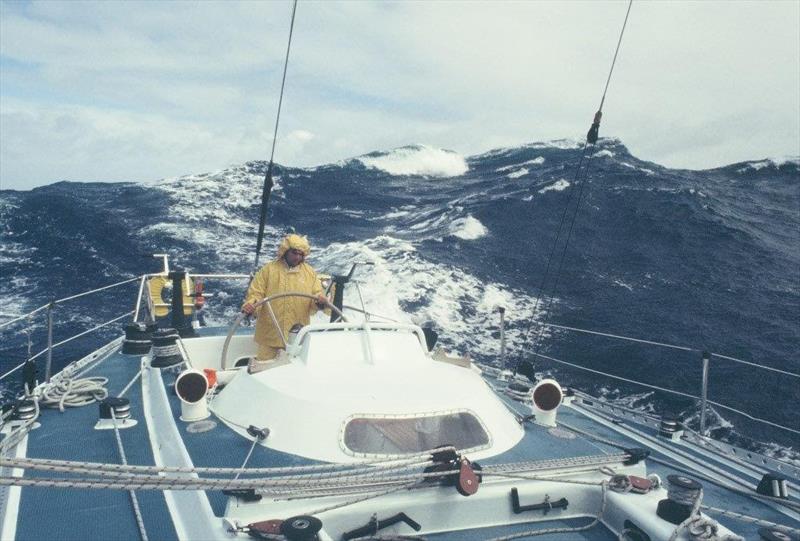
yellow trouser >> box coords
[257,343,283,361]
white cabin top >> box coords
[208,322,524,463]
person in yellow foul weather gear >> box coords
[242,234,328,366]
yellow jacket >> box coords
[243,259,323,348]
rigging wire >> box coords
[513,0,633,376]
[254,0,299,269]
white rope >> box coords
[118,370,143,398]
[111,409,149,541]
[647,454,800,513]
[234,438,261,481]
[305,481,420,516]
[665,486,745,541]
[0,450,445,477]
[0,468,432,492]
[39,377,108,412]
[0,399,40,455]
[701,505,800,536]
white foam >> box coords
[449,215,488,240]
[620,162,655,176]
[507,168,528,179]
[593,149,614,158]
[612,279,634,291]
[496,157,545,172]
[356,145,468,178]
[526,138,583,150]
[538,179,571,194]
[313,236,549,360]
[737,156,800,173]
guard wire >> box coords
[513,1,634,377]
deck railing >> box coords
[1,276,797,440]
[0,273,250,385]
[503,317,800,436]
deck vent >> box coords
[530,379,563,427]
[151,328,184,368]
[175,369,210,422]
[95,397,138,430]
[121,322,156,355]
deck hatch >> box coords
[343,411,490,455]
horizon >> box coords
[2,136,799,193]
[2,0,799,190]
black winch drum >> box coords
[150,328,184,367]
[122,322,157,355]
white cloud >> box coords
[1,0,798,189]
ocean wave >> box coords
[355,145,468,178]
[538,179,571,193]
[315,235,547,359]
[736,156,800,173]
[496,157,545,173]
[506,168,529,179]
[449,215,488,240]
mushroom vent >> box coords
[532,381,562,411]
[530,379,563,427]
[176,370,208,404]
[175,369,210,422]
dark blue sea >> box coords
[1,138,798,457]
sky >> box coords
[1,0,799,190]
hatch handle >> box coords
[341,512,421,541]
[511,488,568,514]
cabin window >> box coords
[342,411,490,455]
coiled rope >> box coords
[38,376,108,412]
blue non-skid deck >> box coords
[11,327,800,541]
[16,348,177,541]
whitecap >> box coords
[356,145,468,178]
[449,216,488,240]
[526,138,583,150]
[737,156,800,173]
[507,168,528,179]
[314,236,550,360]
[496,157,545,172]
[538,179,571,194]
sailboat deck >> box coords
[5,326,798,540]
